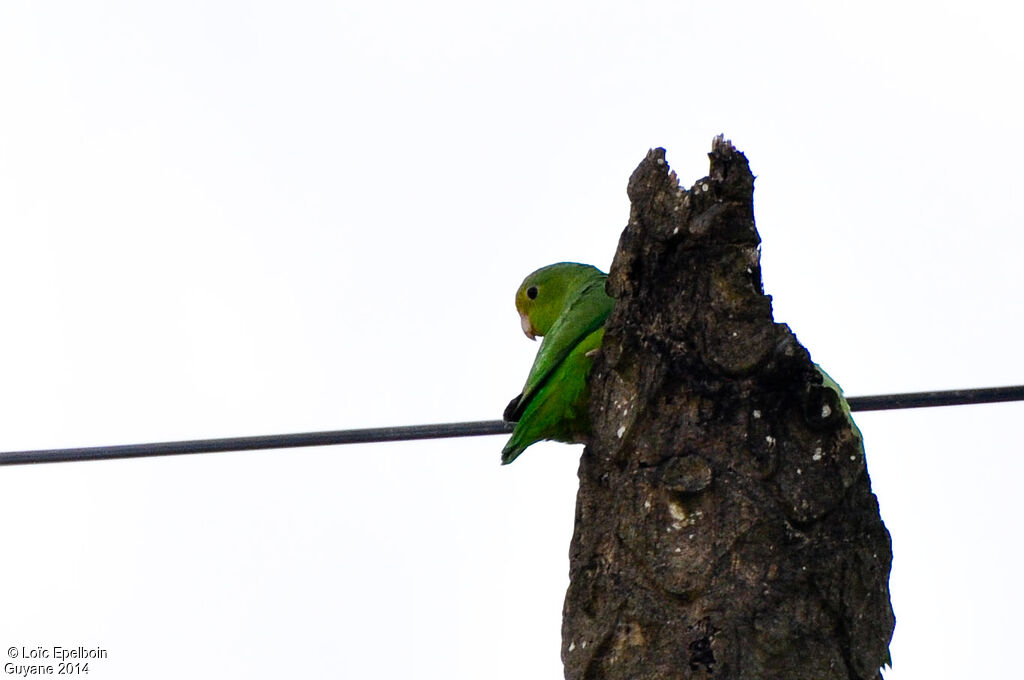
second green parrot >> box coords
[501,262,614,464]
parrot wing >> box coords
[501,326,604,464]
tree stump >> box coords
[561,138,894,680]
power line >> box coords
[1,385,1022,466]
[846,385,1024,412]
[0,420,514,466]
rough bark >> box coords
[562,138,894,680]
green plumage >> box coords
[501,263,613,464]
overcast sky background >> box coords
[1,2,1022,678]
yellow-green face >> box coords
[514,277,544,340]
[514,262,600,340]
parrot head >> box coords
[514,262,606,341]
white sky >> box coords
[1,1,1022,678]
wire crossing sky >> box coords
[3,385,1021,466]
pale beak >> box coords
[520,312,537,340]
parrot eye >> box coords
[526,286,538,300]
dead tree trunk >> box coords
[562,138,894,680]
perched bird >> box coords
[501,262,614,464]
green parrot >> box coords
[501,262,614,464]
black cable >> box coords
[1,385,1021,466]
[846,385,1024,411]
[0,421,513,466]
